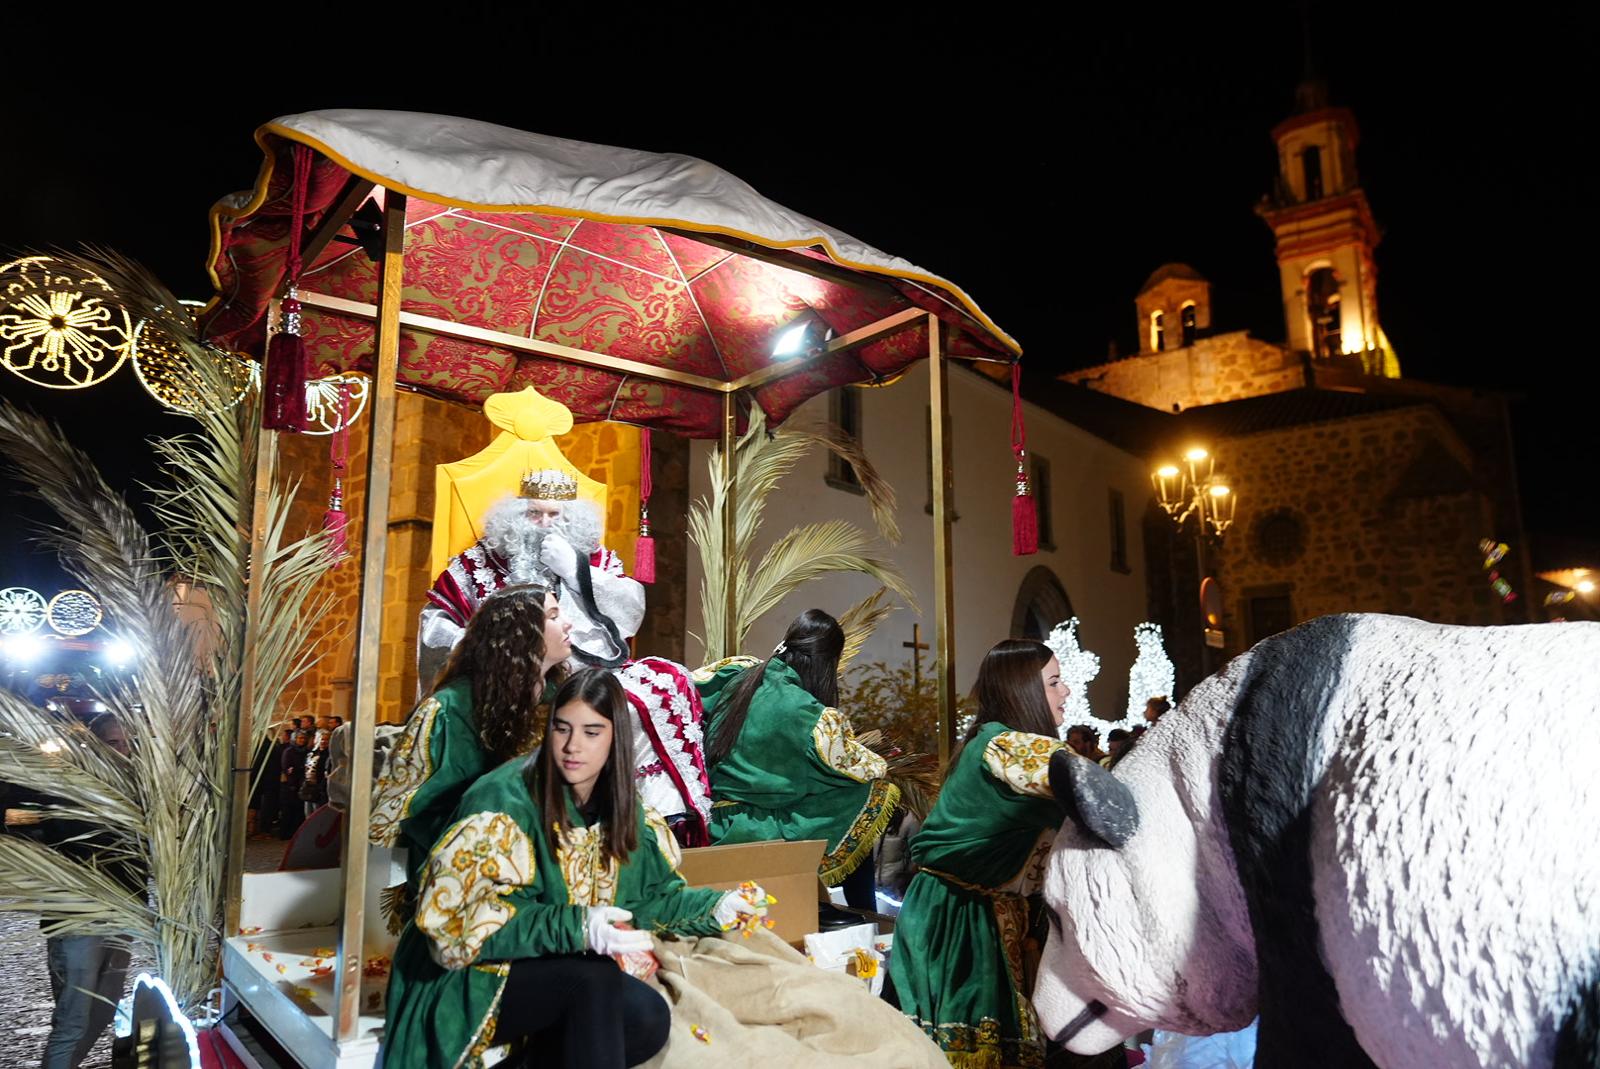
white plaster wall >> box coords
[684,362,1152,722]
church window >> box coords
[1180,302,1198,346]
[1245,585,1295,645]
[1151,310,1166,352]
[1108,488,1130,573]
[1302,145,1324,200]
[1306,268,1342,358]
[826,386,864,493]
[1031,454,1054,551]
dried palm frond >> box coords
[690,407,914,660]
[882,748,942,821]
[0,249,336,1012]
[836,587,898,672]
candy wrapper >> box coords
[610,922,659,982]
[803,923,886,996]
[722,880,778,938]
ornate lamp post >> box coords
[1152,446,1237,673]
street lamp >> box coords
[1151,446,1236,537]
[1151,445,1238,671]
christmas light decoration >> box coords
[0,256,134,389]
[132,314,255,415]
[1044,617,1100,738]
[47,589,103,636]
[0,586,48,635]
[303,371,369,436]
[1124,622,1175,726]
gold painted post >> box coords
[224,301,283,937]
[335,190,407,1042]
[719,391,739,660]
[927,314,957,768]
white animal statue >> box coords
[1034,614,1600,1069]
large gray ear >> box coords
[1049,749,1140,847]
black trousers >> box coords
[840,856,877,912]
[500,954,670,1069]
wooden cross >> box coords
[903,623,930,690]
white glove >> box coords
[713,886,764,930]
[585,906,653,956]
[539,535,583,586]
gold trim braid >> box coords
[818,778,900,885]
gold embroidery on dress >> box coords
[812,707,888,783]
[642,805,682,868]
[555,822,619,907]
[369,696,443,847]
[415,811,534,970]
[690,655,760,684]
[981,731,1065,798]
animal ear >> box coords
[1049,749,1140,848]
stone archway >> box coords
[1011,566,1073,641]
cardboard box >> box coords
[677,839,824,944]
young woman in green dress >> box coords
[695,608,900,910]
[384,667,766,1069]
[369,582,572,898]
[888,639,1075,1069]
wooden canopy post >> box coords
[927,314,957,767]
[719,390,739,659]
[334,191,407,1043]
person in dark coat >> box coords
[278,729,310,839]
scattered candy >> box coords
[245,943,262,953]
[294,987,317,1001]
[313,946,336,957]
[363,956,392,978]
[311,966,334,978]
[299,958,324,967]
[690,1025,711,1044]
[260,952,274,962]
[722,880,774,937]
[275,964,288,974]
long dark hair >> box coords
[434,583,555,768]
[706,608,844,766]
[526,667,639,863]
[960,639,1059,746]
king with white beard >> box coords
[417,468,712,845]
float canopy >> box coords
[202,109,1018,437]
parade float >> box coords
[183,109,1019,1067]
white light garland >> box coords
[1124,621,1176,726]
[1045,617,1101,739]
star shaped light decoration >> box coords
[1044,617,1100,739]
[0,257,134,389]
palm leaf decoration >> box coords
[689,406,915,660]
[0,248,337,1012]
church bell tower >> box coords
[1257,80,1394,374]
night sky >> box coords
[0,6,1590,597]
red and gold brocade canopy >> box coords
[201,110,1018,436]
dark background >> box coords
[0,4,1590,596]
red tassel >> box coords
[324,490,348,564]
[1010,362,1038,556]
[635,428,655,583]
[262,300,312,431]
[263,144,314,433]
[1013,461,1039,556]
[634,526,656,584]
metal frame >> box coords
[227,190,965,1056]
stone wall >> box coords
[1209,406,1504,659]
[1061,331,1308,412]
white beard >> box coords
[481,502,549,583]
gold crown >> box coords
[519,468,579,500]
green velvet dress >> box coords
[368,677,487,894]
[888,721,1068,1068]
[695,656,900,885]
[382,758,725,1069]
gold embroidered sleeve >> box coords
[982,731,1067,798]
[415,811,535,970]
[643,805,682,869]
[368,696,442,847]
[813,707,888,783]
[690,655,761,684]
